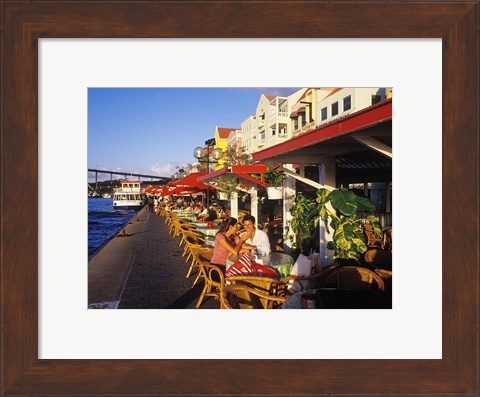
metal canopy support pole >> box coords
[206,154,210,208]
[282,164,296,254]
[250,187,258,224]
[319,157,337,268]
[230,192,238,219]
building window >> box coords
[372,95,381,105]
[343,95,351,111]
[332,102,339,116]
[293,117,298,130]
[300,112,307,127]
[321,107,327,121]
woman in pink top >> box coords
[210,217,249,272]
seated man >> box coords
[240,215,271,256]
[198,205,217,221]
[197,204,208,219]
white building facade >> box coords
[316,88,388,126]
[237,88,390,157]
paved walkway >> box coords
[88,207,219,309]
[116,210,219,309]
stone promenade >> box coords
[88,207,219,309]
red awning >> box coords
[172,186,203,196]
[159,186,177,196]
[198,164,269,188]
[145,185,161,194]
[171,172,210,189]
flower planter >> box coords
[218,192,229,201]
[267,187,283,200]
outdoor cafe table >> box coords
[203,236,215,247]
[226,252,294,279]
[194,224,220,237]
[173,211,197,221]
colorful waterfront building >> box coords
[213,126,236,169]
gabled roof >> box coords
[325,88,343,98]
[264,95,277,101]
[216,127,237,139]
[294,87,335,104]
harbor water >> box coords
[88,197,140,257]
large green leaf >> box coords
[329,189,357,216]
[315,188,331,205]
[352,238,367,253]
[347,250,361,260]
[333,223,355,251]
[318,205,329,222]
[355,195,376,212]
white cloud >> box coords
[150,162,175,177]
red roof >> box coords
[217,127,237,139]
[264,95,277,101]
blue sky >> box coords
[88,88,300,181]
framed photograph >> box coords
[2,1,478,395]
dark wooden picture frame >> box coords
[1,1,478,395]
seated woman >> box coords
[210,217,249,274]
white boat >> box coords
[113,180,146,210]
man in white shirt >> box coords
[241,215,271,256]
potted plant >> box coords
[287,194,319,255]
[288,188,383,264]
[263,166,284,199]
[216,176,239,200]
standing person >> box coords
[148,197,154,213]
[241,215,271,256]
[210,217,249,272]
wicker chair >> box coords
[362,223,383,248]
[195,259,225,309]
[374,268,392,293]
[221,284,286,309]
[279,263,339,295]
[226,276,287,308]
[164,211,175,229]
[364,248,392,269]
[318,266,385,291]
[187,246,213,284]
[180,230,205,257]
[166,213,180,235]
[171,218,195,238]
